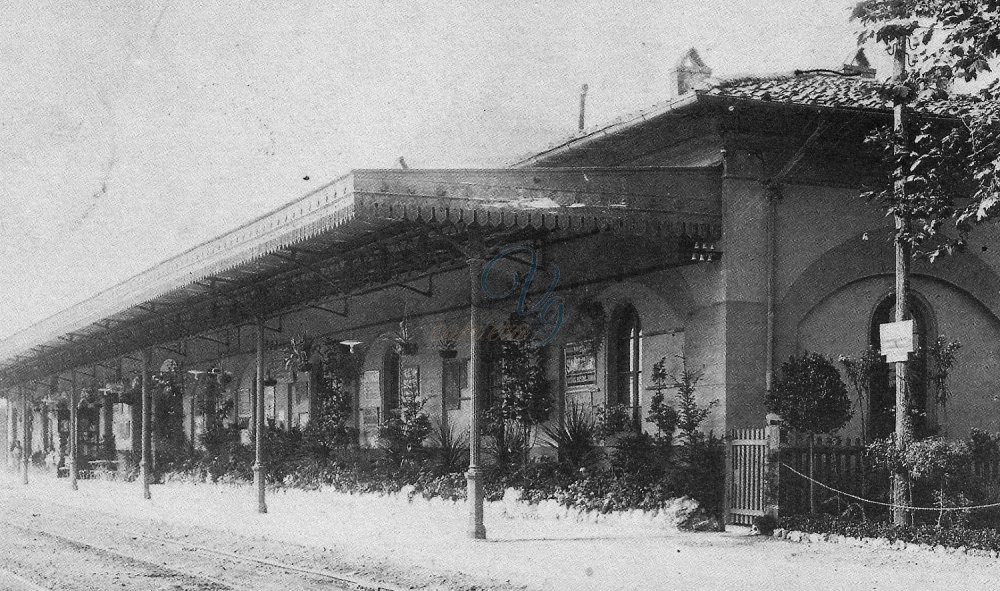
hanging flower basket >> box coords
[284,334,316,374]
[152,371,182,399]
[78,387,101,409]
[396,341,419,356]
[434,335,458,359]
[117,376,141,405]
[393,319,419,356]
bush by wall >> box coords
[781,514,1000,552]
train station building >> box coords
[3,51,999,509]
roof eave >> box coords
[509,92,704,169]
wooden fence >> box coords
[779,434,872,516]
[778,432,1000,518]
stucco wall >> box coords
[774,181,1000,440]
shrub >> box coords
[667,433,726,517]
[540,402,602,473]
[647,362,679,444]
[768,352,852,513]
[493,339,552,427]
[767,352,852,437]
[484,419,530,470]
[609,432,660,480]
[378,387,432,463]
[781,514,1000,552]
[430,420,469,475]
[754,514,778,535]
[594,403,634,440]
[303,339,359,457]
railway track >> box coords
[2,520,235,591]
[0,565,56,591]
[0,499,410,591]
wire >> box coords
[793,69,866,78]
[781,463,1000,512]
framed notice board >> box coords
[564,342,597,389]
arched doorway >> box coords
[869,294,932,440]
[609,303,643,429]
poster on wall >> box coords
[361,370,380,401]
[401,366,420,400]
[564,342,597,389]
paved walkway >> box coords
[1,471,996,590]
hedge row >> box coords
[780,514,1000,552]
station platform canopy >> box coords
[0,166,721,388]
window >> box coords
[610,304,643,428]
[443,358,467,411]
[483,338,504,410]
[383,350,400,415]
[869,294,931,439]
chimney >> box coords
[578,84,588,131]
[842,48,876,79]
[671,48,712,97]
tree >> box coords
[483,338,552,467]
[853,0,1000,525]
[767,352,853,513]
[301,338,359,457]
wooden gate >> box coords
[727,428,767,526]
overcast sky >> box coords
[0,0,880,339]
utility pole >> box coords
[891,31,913,527]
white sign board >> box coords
[879,320,914,362]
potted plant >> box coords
[283,334,315,379]
[394,319,419,356]
[435,335,458,359]
[78,387,101,409]
[117,375,141,405]
[212,366,234,386]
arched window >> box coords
[610,304,643,427]
[869,294,931,439]
[383,349,400,416]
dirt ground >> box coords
[1,472,997,590]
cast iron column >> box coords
[20,386,28,485]
[466,256,486,539]
[253,318,268,513]
[140,349,152,499]
[69,370,78,490]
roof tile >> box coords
[703,73,980,117]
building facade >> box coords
[3,57,999,475]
